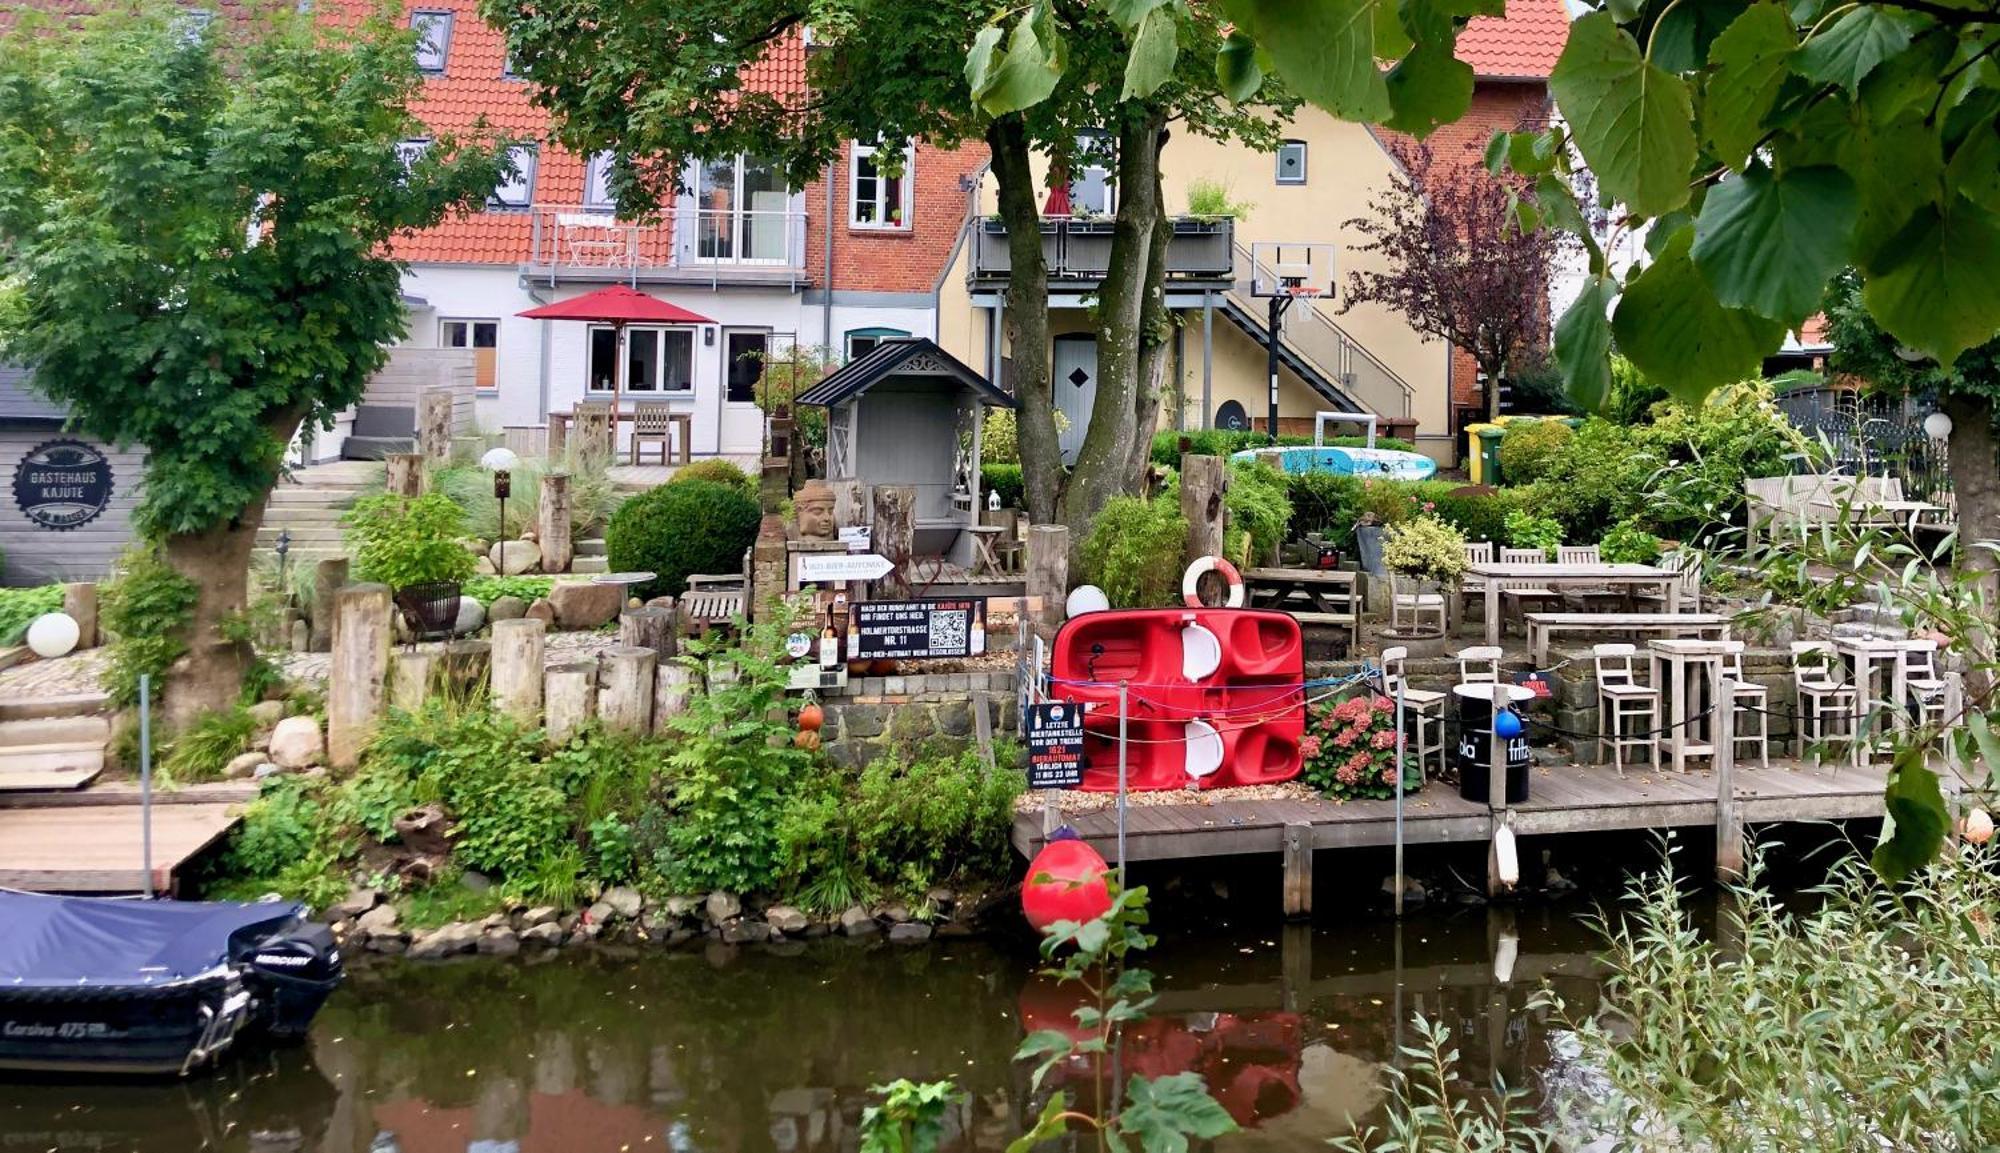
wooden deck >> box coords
[0,784,254,893]
[1013,758,1915,863]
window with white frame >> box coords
[690,155,790,261]
[411,11,452,73]
[589,326,694,393]
[441,319,499,390]
[1070,132,1114,215]
[395,138,430,178]
[584,152,616,211]
[850,141,914,229]
[491,145,537,209]
[845,327,909,361]
[1276,140,1307,185]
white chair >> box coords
[1556,544,1613,609]
[1497,546,1558,635]
[1381,646,1446,780]
[1390,573,1448,636]
[1556,545,1601,564]
[1463,541,1495,565]
[1790,641,1854,768]
[1633,549,1703,613]
[1460,542,1495,623]
[1719,641,1769,769]
[1899,638,1950,728]
[1594,643,1658,775]
[1456,645,1503,687]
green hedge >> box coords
[606,479,761,599]
[0,584,63,647]
[981,463,1024,510]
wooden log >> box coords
[869,484,915,599]
[1715,678,1744,882]
[1180,453,1228,564]
[652,664,694,732]
[62,582,98,650]
[1025,525,1069,644]
[597,646,657,733]
[1282,821,1312,919]
[544,662,597,745]
[619,606,677,660]
[491,618,547,723]
[537,470,573,573]
[310,558,349,652]
[390,649,437,711]
[328,583,393,770]
[832,479,868,533]
[418,387,454,464]
[385,452,426,498]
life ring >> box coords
[1182,556,1246,608]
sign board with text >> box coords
[852,598,986,659]
[795,551,895,584]
[1026,701,1086,788]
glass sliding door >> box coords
[690,156,789,265]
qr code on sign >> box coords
[928,611,969,654]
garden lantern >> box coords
[481,447,519,539]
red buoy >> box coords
[1022,832,1113,931]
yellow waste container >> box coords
[1466,424,1504,486]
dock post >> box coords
[1486,709,1510,897]
[1282,821,1312,918]
[1116,681,1129,881]
[1715,677,1744,881]
[1393,675,1407,918]
[328,583,392,770]
[1280,922,1311,1011]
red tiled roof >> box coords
[1456,0,1571,80]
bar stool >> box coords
[1381,646,1446,780]
[1719,641,1769,769]
[1594,643,1658,775]
[1900,638,1950,728]
[1791,641,1855,770]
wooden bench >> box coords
[1525,611,1730,668]
[679,573,746,637]
[1245,568,1361,653]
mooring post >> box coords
[1715,677,1744,881]
[1393,674,1407,918]
[1280,921,1312,1012]
[1282,821,1313,919]
[1116,681,1130,881]
[1486,701,1510,897]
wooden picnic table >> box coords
[1463,562,1680,647]
[1244,567,1361,650]
[548,403,693,462]
[1525,611,1730,667]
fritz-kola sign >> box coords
[11,439,114,531]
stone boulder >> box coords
[705,891,742,924]
[408,921,481,959]
[765,905,811,934]
[246,700,285,731]
[491,539,543,576]
[838,905,879,937]
[602,887,644,920]
[520,921,565,947]
[355,903,401,939]
[475,557,498,576]
[549,580,623,630]
[267,716,324,770]
[525,599,556,625]
[223,751,267,779]
[520,905,558,928]
[453,596,486,636]
[488,595,529,622]
[326,887,381,922]
[722,919,772,945]
[478,927,521,955]
[888,922,933,944]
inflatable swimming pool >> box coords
[1232,445,1438,481]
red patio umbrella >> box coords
[518,285,715,413]
[1043,167,1073,217]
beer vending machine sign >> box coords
[1026,701,1086,788]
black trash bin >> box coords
[1453,684,1532,804]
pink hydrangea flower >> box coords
[1333,727,1358,748]
[1345,750,1373,773]
[1298,734,1322,759]
[1336,762,1361,785]
[1382,764,1402,785]
[1373,697,1394,714]
[1372,729,1399,750]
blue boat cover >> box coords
[0,893,303,988]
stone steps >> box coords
[0,716,111,793]
[0,692,109,723]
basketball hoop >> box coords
[1280,283,1325,300]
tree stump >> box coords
[832,479,868,531]
[385,452,426,498]
[62,582,98,650]
[538,470,573,573]
[437,640,490,695]
[1180,453,1228,564]
[618,605,677,660]
[870,484,916,599]
[597,646,657,733]
[653,664,695,732]
[390,649,437,711]
[1026,524,1070,644]
[310,557,349,652]
[491,618,546,722]
[544,662,597,745]
[418,387,454,464]
[329,583,392,769]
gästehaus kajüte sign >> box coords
[11,439,114,531]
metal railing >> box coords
[1776,386,1953,501]
[1227,243,1414,419]
[527,205,808,284]
[971,216,1235,280]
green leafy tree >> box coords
[0,7,505,725]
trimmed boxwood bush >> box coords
[1495,419,1573,485]
[668,459,756,497]
[607,479,761,599]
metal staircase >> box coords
[1221,244,1416,421]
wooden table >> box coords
[549,406,693,463]
[1525,611,1729,667]
[1834,636,1908,767]
[1464,562,1679,647]
[1244,567,1361,650]
[1647,638,1731,772]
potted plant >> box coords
[1382,514,1467,637]
[342,491,477,642]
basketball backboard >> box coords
[1249,241,1336,299]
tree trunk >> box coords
[1125,148,1175,486]
[1059,107,1168,537]
[988,117,1059,526]
[1944,390,2000,617]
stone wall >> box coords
[819,671,1021,767]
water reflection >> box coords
[0,905,1606,1153]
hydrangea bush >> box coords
[1302,694,1415,801]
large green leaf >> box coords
[1215,31,1263,102]
[1948,114,2000,214]
[1836,110,1946,262]
[968,10,1065,117]
[1871,748,1949,882]
[1797,6,1918,93]
[1550,12,1697,218]
[1612,228,1786,401]
[1690,162,1856,326]
[1384,39,1473,137]
[1121,6,1180,101]
[1117,1074,1238,1153]
[1701,3,1797,170]
[1220,0,1390,121]
[1647,0,1752,73]
[1555,275,1617,413]
[1860,194,2000,366]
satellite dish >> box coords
[1065,585,1111,618]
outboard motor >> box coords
[235,919,343,1039]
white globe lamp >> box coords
[1923,411,1953,441]
[26,612,80,659]
[1065,585,1111,618]
[479,447,521,473]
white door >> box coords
[1053,336,1097,465]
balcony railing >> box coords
[527,205,808,287]
[1228,243,1415,420]
[971,216,1235,282]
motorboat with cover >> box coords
[0,892,342,1076]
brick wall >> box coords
[801,142,987,295]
